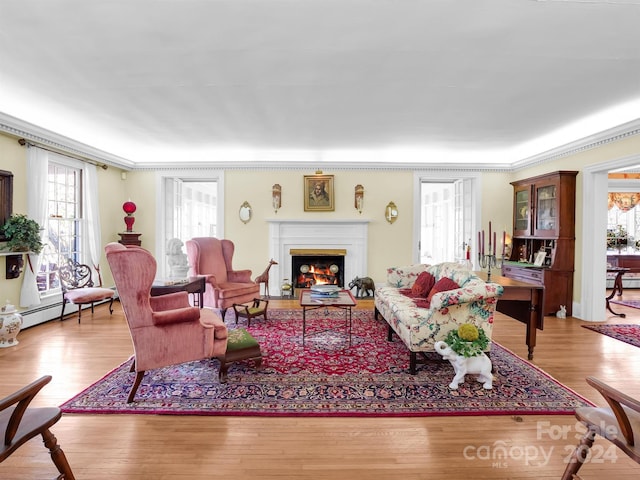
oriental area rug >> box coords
[582,323,640,349]
[61,309,592,417]
[609,299,640,310]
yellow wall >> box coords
[2,129,640,312]
[0,134,28,304]
[96,166,129,287]
[223,169,415,281]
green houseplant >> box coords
[1,214,44,254]
[444,324,489,358]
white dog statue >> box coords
[434,340,493,390]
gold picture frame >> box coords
[304,175,334,211]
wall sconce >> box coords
[272,184,281,213]
[385,201,398,224]
[354,184,364,214]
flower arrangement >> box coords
[1,214,44,254]
[444,324,489,357]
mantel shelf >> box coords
[0,251,32,256]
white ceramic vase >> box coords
[0,302,23,348]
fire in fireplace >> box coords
[290,249,345,289]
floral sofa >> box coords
[374,262,504,374]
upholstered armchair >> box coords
[105,243,228,403]
[186,237,260,319]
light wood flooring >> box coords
[2,291,640,479]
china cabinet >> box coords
[502,171,578,316]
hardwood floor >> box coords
[2,292,640,479]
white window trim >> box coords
[412,170,481,267]
[155,169,225,277]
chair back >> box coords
[186,237,231,283]
[59,258,95,293]
[105,243,156,329]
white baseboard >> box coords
[20,294,117,329]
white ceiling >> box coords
[1,0,640,168]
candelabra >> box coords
[478,253,503,281]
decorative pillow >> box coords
[426,277,460,303]
[411,271,435,297]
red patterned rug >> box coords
[609,299,640,310]
[61,309,592,417]
[582,323,640,348]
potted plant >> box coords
[1,214,44,254]
[443,323,489,358]
[435,324,493,390]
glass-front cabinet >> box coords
[513,184,531,236]
[535,183,558,236]
[503,171,578,316]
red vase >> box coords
[124,215,135,232]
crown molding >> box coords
[133,160,513,172]
[2,110,639,173]
[511,118,640,171]
[0,112,135,170]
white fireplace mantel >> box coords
[267,219,369,293]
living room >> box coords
[2,2,640,478]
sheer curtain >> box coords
[83,164,103,284]
[21,146,49,307]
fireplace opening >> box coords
[290,249,345,290]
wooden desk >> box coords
[476,272,544,360]
[606,267,630,318]
[150,277,206,308]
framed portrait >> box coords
[304,175,334,211]
[533,250,546,267]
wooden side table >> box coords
[150,276,206,308]
[606,267,630,318]
[118,232,142,246]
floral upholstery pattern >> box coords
[385,264,430,288]
[374,262,504,372]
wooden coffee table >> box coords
[299,289,357,347]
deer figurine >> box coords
[254,259,278,297]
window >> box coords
[419,179,473,265]
[165,178,218,239]
[37,162,83,294]
[158,172,223,278]
[607,192,640,253]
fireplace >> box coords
[267,219,369,296]
[291,249,345,289]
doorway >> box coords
[414,172,479,266]
[582,156,640,321]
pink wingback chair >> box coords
[186,237,260,319]
[105,242,228,403]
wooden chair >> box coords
[562,376,640,479]
[59,258,114,323]
[0,375,75,479]
[232,298,269,327]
